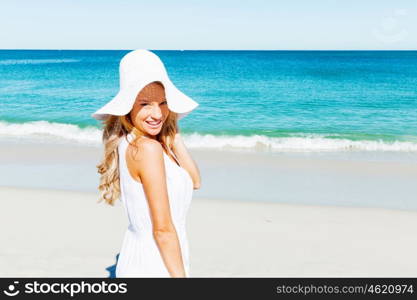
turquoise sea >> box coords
[1,50,417,152]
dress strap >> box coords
[166,146,181,167]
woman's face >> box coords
[129,82,169,138]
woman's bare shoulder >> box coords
[126,137,164,164]
[125,137,165,183]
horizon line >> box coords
[0,48,416,51]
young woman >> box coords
[92,50,200,277]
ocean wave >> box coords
[184,133,417,152]
[1,121,417,152]
[0,121,100,145]
[0,59,80,65]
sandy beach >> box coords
[1,140,417,209]
[1,140,417,277]
[1,186,417,277]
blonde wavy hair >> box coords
[96,93,178,206]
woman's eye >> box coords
[140,103,149,106]
[161,101,168,105]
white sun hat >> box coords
[92,49,199,120]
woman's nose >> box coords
[151,104,162,119]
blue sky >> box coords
[1,0,416,50]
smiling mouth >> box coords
[145,120,162,128]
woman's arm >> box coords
[127,138,186,278]
[171,133,201,189]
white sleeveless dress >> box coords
[115,133,194,277]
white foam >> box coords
[0,121,101,145]
[1,121,417,152]
[184,133,417,152]
[0,59,80,65]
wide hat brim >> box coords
[92,78,198,120]
[91,51,198,121]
